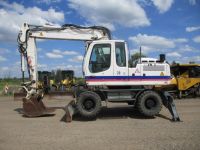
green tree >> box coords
[171,60,177,65]
[131,52,146,62]
[129,52,146,67]
[189,61,195,64]
[55,69,62,83]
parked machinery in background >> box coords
[38,71,51,93]
[59,70,75,90]
[170,64,200,98]
[37,70,75,93]
[156,64,200,98]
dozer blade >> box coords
[22,96,55,117]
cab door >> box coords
[84,42,114,84]
[113,42,129,77]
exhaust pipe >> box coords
[160,54,166,63]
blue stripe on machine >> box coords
[85,76,171,80]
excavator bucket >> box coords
[14,92,26,101]
[22,94,77,122]
[22,95,55,117]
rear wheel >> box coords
[137,91,162,117]
[77,91,102,119]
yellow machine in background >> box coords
[38,71,51,93]
[59,70,75,90]
[168,64,200,98]
[38,70,75,93]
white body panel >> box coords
[26,37,37,87]
[84,41,171,86]
[30,29,109,41]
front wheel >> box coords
[137,91,162,117]
[76,91,102,119]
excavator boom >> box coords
[18,23,111,87]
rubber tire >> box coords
[137,91,162,117]
[77,91,102,119]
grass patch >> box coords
[0,78,22,94]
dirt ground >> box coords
[0,96,200,150]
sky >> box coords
[0,0,200,78]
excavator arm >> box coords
[17,23,111,87]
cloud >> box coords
[0,61,22,78]
[63,51,78,55]
[52,49,78,55]
[69,55,84,62]
[46,49,78,58]
[130,46,153,54]
[129,34,191,55]
[38,63,47,69]
[68,0,150,30]
[151,0,174,13]
[129,34,175,53]
[1,66,9,71]
[193,35,200,43]
[36,0,61,5]
[179,55,200,63]
[186,26,200,32]
[46,52,63,58]
[0,1,64,43]
[188,0,196,5]
[0,56,7,61]
[173,38,188,43]
[52,49,61,53]
[166,52,181,57]
[179,44,195,52]
[0,48,10,54]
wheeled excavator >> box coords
[16,23,180,122]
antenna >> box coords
[140,46,142,63]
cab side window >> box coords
[189,66,200,78]
[115,42,126,67]
[89,44,111,73]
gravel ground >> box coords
[0,96,200,150]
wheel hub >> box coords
[83,99,95,111]
[145,99,156,109]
